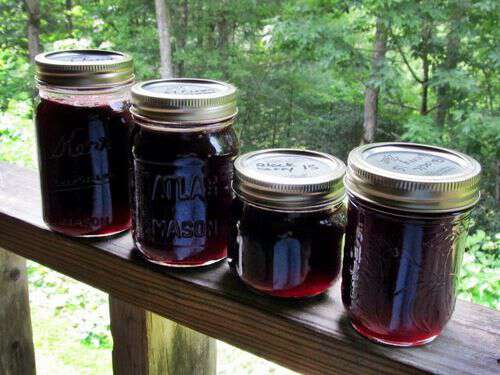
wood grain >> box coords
[0,248,36,375]
[0,162,499,375]
[109,297,216,375]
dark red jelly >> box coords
[229,149,346,297]
[35,97,132,237]
[342,142,480,346]
[228,201,345,298]
[34,49,134,237]
[130,125,238,266]
[342,195,471,346]
[129,78,239,267]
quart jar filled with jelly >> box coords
[228,149,346,298]
[130,78,239,267]
[341,142,481,347]
[34,50,134,237]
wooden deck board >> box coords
[0,162,499,374]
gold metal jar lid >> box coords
[35,49,134,88]
[130,78,237,124]
[345,142,481,212]
[234,149,346,211]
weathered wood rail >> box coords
[0,162,499,374]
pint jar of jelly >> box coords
[34,50,134,237]
[228,149,346,298]
[130,79,239,267]
[341,142,481,346]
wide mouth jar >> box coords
[34,50,135,238]
[129,78,239,267]
[228,149,347,298]
[130,78,237,130]
[233,148,346,212]
[344,142,481,213]
[341,142,481,347]
[35,49,134,90]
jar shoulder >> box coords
[237,200,346,231]
[131,124,239,161]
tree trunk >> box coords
[177,0,189,76]
[361,17,387,144]
[154,0,174,79]
[419,23,432,115]
[65,0,73,35]
[0,249,36,375]
[435,33,460,126]
[25,0,41,62]
[435,5,465,127]
[420,53,429,115]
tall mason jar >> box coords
[341,142,481,346]
[34,50,134,237]
[129,79,239,267]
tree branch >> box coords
[391,34,423,84]
[385,97,418,111]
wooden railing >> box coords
[0,162,498,375]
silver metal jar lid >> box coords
[233,149,346,211]
[35,49,134,88]
[130,78,237,124]
[345,142,481,212]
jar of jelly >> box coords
[341,142,481,346]
[34,50,134,237]
[228,149,346,298]
[130,79,239,267]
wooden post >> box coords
[0,248,36,375]
[109,297,216,375]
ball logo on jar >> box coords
[50,128,112,160]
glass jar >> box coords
[228,149,346,298]
[34,50,134,237]
[341,142,481,346]
[130,79,239,267]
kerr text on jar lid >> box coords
[130,78,237,124]
[345,142,481,212]
[233,148,346,211]
[35,49,134,88]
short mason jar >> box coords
[130,78,239,267]
[341,142,481,347]
[34,50,134,237]
[228,149,346,298]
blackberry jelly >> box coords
[34,50,134,237]
[130,79,239,267]
[229,149,346,298]
[342,142,481,346]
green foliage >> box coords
[0,2,498,372]
[459,230,500,309]
[28,261,112,349]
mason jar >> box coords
[130,78,239,267]
[34,50,134,237]
[341,142,481,346]
[228,149,346,298]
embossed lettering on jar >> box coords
[228,149,346,298]
[34,50,134,237]
[341,142,481,347]
[130,79,239,267]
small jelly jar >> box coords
[341,142,481,346]
[34,50,134,237]
[130,79,239,267]
[228,149,346,298]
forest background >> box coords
[0,0,498,373]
